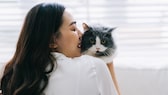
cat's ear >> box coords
[108,27,116,33]
[82,23,90,31]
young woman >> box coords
[0,3,119,95]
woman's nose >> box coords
[77,29,83,37]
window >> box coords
[0,0,168,65]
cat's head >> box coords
[81,23,116,57]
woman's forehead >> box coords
[62,10,74,26]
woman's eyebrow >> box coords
[69,21,76,26]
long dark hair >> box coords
[0,3,65,95]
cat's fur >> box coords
[81,23,116,63]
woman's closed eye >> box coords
[72,28,76,32]
[70,26,77,32]
[72,27,79,33]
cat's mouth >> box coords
[95,51,104,56]
[96,51,100,53]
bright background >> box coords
[0,0,168,64]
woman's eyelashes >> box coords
[70,24,78,32]
[72,28,76,32]
[71,26,77,32]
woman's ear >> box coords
[49,43,58,49]
[82,23,90,31]
[49,42,58,52]
[49,35,58,49]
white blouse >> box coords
[44,52,118,95]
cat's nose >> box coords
[96,48,100,51]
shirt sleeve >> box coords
[94,59,118,95]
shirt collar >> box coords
[51,52,67,60]
[51,52,82,60]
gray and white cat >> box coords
[81,23,116,63]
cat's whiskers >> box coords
[104,50,110,56]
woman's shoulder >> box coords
[81,54,103,61]
[79,54,106,67]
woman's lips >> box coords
[78,37,82,48]
[77,43,81,48]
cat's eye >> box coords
[101,40,106,44]
[90,38,95,44]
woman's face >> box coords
[55,10,82,57]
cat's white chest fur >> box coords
[84,51,115,64]
[99,55,114,63]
